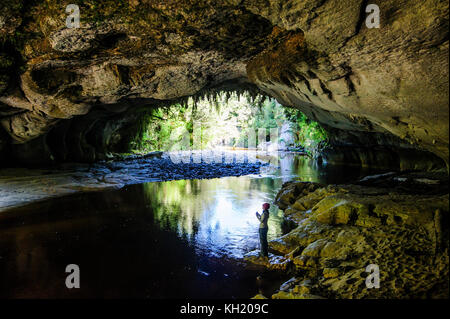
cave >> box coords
[0,0,448,303]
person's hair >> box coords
[262,203,270,210]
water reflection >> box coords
[140,154,378,260]
[143,178,286,259]
[263,152,375,184]
[0,153,383,298]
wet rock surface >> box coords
[243,251,292,272]
[0,151,268,212]
[0,0,448,300]
[244,171,449,299]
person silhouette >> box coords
[256,203,270,258]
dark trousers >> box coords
[259,227,268,257]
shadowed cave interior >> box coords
[0,0,448,299]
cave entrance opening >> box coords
[124,91,328,158]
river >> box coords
[0,152,382,298]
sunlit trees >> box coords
[133,92,327,154]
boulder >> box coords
[270,173,449,298]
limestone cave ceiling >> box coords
[0,0,448,164]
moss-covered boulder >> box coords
[262,173,449,299]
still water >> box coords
[0,153,381,298]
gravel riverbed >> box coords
[0,151,270,212]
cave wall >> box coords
[0,0,448,168]
[315,125,447,171]
[246,0,449,166]
[8,107,148,165]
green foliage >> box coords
[0,0,24,12]
[284,108,329,154]
[0,53,14,69]
[132,92,328,154]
